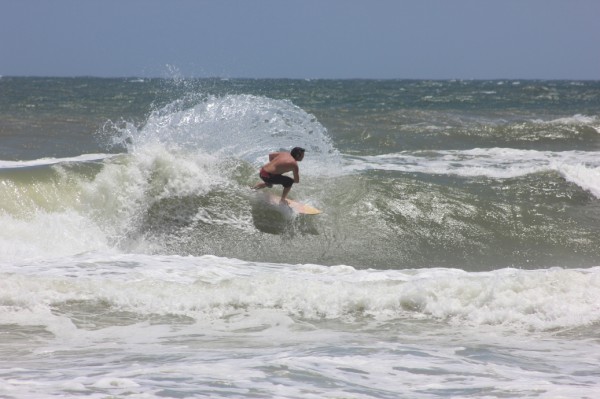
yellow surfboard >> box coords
[262,192,322,215]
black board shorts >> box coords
[260,168,294,188]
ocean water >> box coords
[1,77,599,398]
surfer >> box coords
[252,147,305,203]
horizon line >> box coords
[2,75,600,82]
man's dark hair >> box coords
[291,147,305,160]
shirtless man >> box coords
[252,147,305,203]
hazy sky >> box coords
[2,0,599,79]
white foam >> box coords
[2,253,599,398]
[0,139,243,261]
[3,254,599,333]
[0,211,112,262]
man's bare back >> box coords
[262,152,300,182]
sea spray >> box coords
[105,94,341,171]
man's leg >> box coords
[280,185,291,203]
